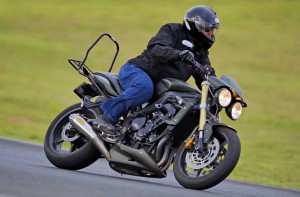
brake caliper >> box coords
[184,134,195,149]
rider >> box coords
[92,5,220,135]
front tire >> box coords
[44,103,100,170]
[173,126,241,190]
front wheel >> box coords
[44,103,101,170]
[173,126,241,190]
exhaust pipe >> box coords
[69,113,111,161]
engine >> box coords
[128,103,177,145]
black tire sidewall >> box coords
[173,126,241,190]
[44,103,100,170]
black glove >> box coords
[179,50,195,64]
[203,64,216,76]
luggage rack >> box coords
[68,33,119,77]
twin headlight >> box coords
[217,88,243,120]
[218,89,232,107]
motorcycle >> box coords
[44,33,247,190]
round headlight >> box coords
[229,102,243,120]
[218,88,232,107]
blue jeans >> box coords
[100,63,154,124]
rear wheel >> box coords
[44,103,101,170]
[173,126,241,190]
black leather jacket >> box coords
[128,23,215,88]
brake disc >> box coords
[61,122,81,142]
[185,137,220,169]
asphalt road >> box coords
[0,137,299,197]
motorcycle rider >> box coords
[92,5,220,135]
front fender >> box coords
[203,122,237,144]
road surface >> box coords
[0,137,299,197]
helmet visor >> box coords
[194,16,219,28]
[194,17,219,41]
[201,26,218,34]
[199,26,218,41]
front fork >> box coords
[185,81,210,151]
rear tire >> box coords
[44,103,100,170]
[173,126,241,190]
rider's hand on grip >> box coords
[179,50,195,64]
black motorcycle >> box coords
[44,33,247,190]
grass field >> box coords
[0,0,299,190]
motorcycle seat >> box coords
[93,72,123,97]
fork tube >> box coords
[185,81,209,150]
[199,81,209,130]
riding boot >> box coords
[92,113,117,135]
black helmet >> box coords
[183,5,220,49]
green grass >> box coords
[0,0,299,190]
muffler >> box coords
[69,113,111,161]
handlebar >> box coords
[186,55,214,76]
[192,60,204,72]
[186,59,205,74]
